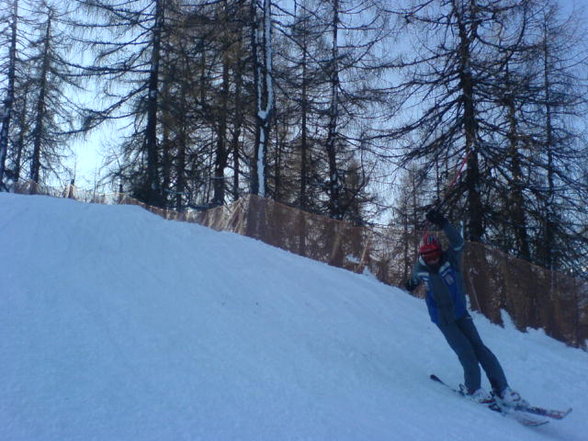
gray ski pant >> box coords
[437,315,508,394]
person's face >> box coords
[425,255,441,267]
[422,251,441,268]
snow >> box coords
[1,192,587,441]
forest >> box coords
[0,0,587,275]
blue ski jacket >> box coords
[408,222,469,325]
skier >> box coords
[404,209,526,407]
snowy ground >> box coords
[1,193,587,441]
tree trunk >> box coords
[300,33,309,211]
[326,0,342,219]
[30,12,52,184]
[231,61,243,201]
[212,41,230,206]
[541,32,556,269]
[457,0,483,241]
[250,0,273,197]
[506,97,530,260]
[144,0,164,206]
[0,0,18,188]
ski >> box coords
[430,374,549,427]
[509,403,572,420]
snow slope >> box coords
[1,193,586,441]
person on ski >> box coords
[404,209,526,408]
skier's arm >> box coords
[442,222,464,254]
[427,209,464,253]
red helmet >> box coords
[419,233,442,263]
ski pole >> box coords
[432,150,471,212]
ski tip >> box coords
[526,406,573,420]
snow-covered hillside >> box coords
[1,193,586,441]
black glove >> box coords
[404,278,418,292]
[426,209,447,228]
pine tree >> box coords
[271,0,329,212]
[390,0,537,241]
[271,0,394,220]
[390,0,588,273]
[25,1,80,185]
[74,0,171,206]
[527,1,588,271]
